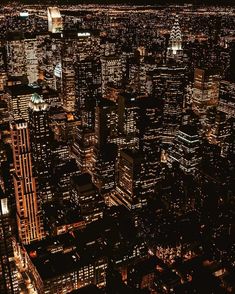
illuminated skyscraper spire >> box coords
[167,14,183,58]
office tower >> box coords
[151,66,186,144]
[0,188,18,294]
[29,93,53,203]
[93,100,118,198]
[117,93,140,150]
[128,56,141,93]
[50,111,80,143]
[95,99,118,147]
[167,14,183,61]
[47,7,63,33]
[168,125,201,174]
[61,55,76,113]
[222,118,235,160]
[192,67,220,116]
[6,33,39,83]
[101,55,123,95]
[60,31,78,113]
[24,38,39,84]
[54,159,80,201]
[214,111,235,160]
[218,80,235,117]
[111,149,148,210]
[93,143,117,197]
[6,82,40,121]
[75,57,101,128]
[0,139,14,209]
[209,111,231,146]
[127,53,152,96]
[71,173,103,224]
[139,97,163,186]
[11,120,44,244]
[6,32,27,78]
[37,33,61,87]
[61,30,99,112]
[71,127,95,173]
[0,45,7,91]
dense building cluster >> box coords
[0,3,235,294]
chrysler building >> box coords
[167,14,183,61]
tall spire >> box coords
[168,14,182,55]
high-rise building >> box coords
[168,124,201,174]
[52,155,80,201]
[6,84,40,121]
[95,99,118,147]
[117,93,140,150]
[209,111,231,146]
[75,57,101,128]
[71,173,103,224]
[93,143,117,197]
[111,149,148,210]
[61,55,76,113]
[139,96,163,187]
[11,120,44,244]
[47,7,63,33]
[0,45,7,91]
[218,80,235,117]
[61,30,99,112]
[6,33,27,78]
[6,33,39,83]
[0,188,18,294]
[192,67,220,116]
[29,93,53,203]
[71,127,95,173]
[151,66,186,144]
[24,38,39,84]
[101,55,123,95]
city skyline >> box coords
[0,2,235,294]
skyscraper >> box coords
[218,80,235,117]
[61,30,99,112]
[71,173,104,224]
[168,124,201,174]
[47,7,63,34]
[11,120,44,244]
[6,33,39,84]
[7,84,39,121]
[61,55,76,113]
[117,93,140,150]
[24,37,39,84]
[6,32,27,78]
[71,126,95,174]
[111,149,148,210]
[75,57,101,128]
[101,55,123,96]
[139,96,163,187]
[192,67,220,116]
[151,66,186,144]
[95,98,118,147]
[29,93,53,203]
[93,143,117,197]
[0,188,18,294]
